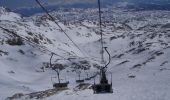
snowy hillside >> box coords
[0,7,170,100]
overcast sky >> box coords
[0,0,55,9]
[0,0,99,9]
[0,0,170,9]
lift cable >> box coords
[0,25,101,67]
[35,0,87,58]
[98,0,104,64]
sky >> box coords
[0,0,97,9]
[0,0,170,9]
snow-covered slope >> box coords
[0,7,170,100]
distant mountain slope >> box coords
[1,0,170,16]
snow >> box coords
[0,6,170,100]
[0,8,21,22]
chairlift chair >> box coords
[92,47,113,94]
[92,0,113,94]
[53,82,69,88]
[76,73,85,83]
[51,76,69,88]
[49,53,69,89]
[92,69,113,94]
[76,79,85,83]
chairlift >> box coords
[85,73,91,81]
[76,71,85,83]
[92,0,113,94]
[50,53,69,88]
[35,0,113,93]
[51,76,69,88]
[76,80,85,83]
[92,47,113,94]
